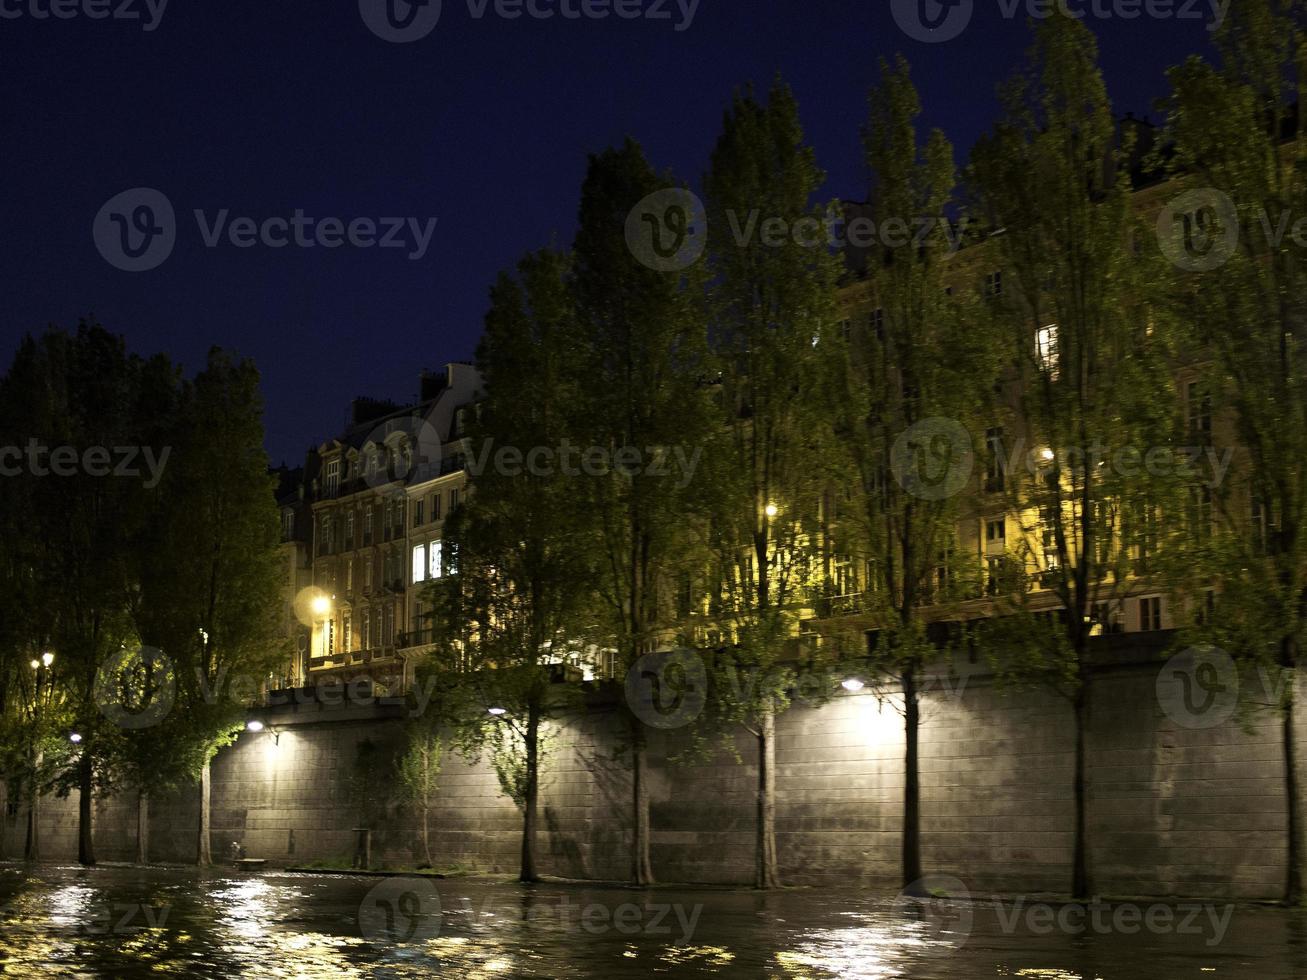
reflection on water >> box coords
[0,862,1303,978]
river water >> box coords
[0,862,1303,978]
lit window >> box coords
[412,544,427,584]
[429,540,443,580]
[1036,324,1059,377]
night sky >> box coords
[1,1,1219,466]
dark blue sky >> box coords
[1,1,1219,465]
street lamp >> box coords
[311,595,332,617]
[841,677,866,693]
[764,503,779,519]
[487,707,507,717]
[245,720,265,733]
[41,652,54,668]
[68,733,82,744]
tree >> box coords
[699,78,842,889]
[569,139,714,885]
[1159,0,1307,904]
[425,249,597,883]
[397,723,443,868]
[0,323,175,865]
[825,56,991,893]
[968,15,1180,898]
[135,349,285,866]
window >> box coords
[281,509,294,540]
[414,498,424,527]
[986,518,1006,545]
[373,607,383,647]
[1188,484,1213,539]
[344,511,354,550]
[449,489,460,512]
[363,508,374,545]
[324,458,341,497]
[361,610,370,649]
[1093,601,1122,635]
[325,617,335,658]
[1036,324,1059,378]
[429,540,443,580]
[318,515,332,556]
[986,270,1003,297]
[1040,506,1060,570]
[1186,381,1212,439]
[384,604,394,646]
[342,613,352,653]
[346,560,353,593]
[985,556,1005,596]
[1139,596,1164,632]
[431,492,442,522]
[412,543,427,584]
[985,427,1005,492]
[838,318,852,342]
[364,559,373,591]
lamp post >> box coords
[25,651,54,861]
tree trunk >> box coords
[632,718,654,885]
[756,701,781,889]
[197,759,212,866]
[421,805,432,867]
[24,746,41,861]
[520,705,539,883]
[1283,657,1301,905]
[136,789,149,864]
[1071,685,1091,899]
[902,666,923,891]
[77,753,95,866]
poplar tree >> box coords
[700,78,842,889]
[968,16,1179,899]
[569,139,713,885]
[1160,0,1307,904]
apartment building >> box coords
[276,363,481,694]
